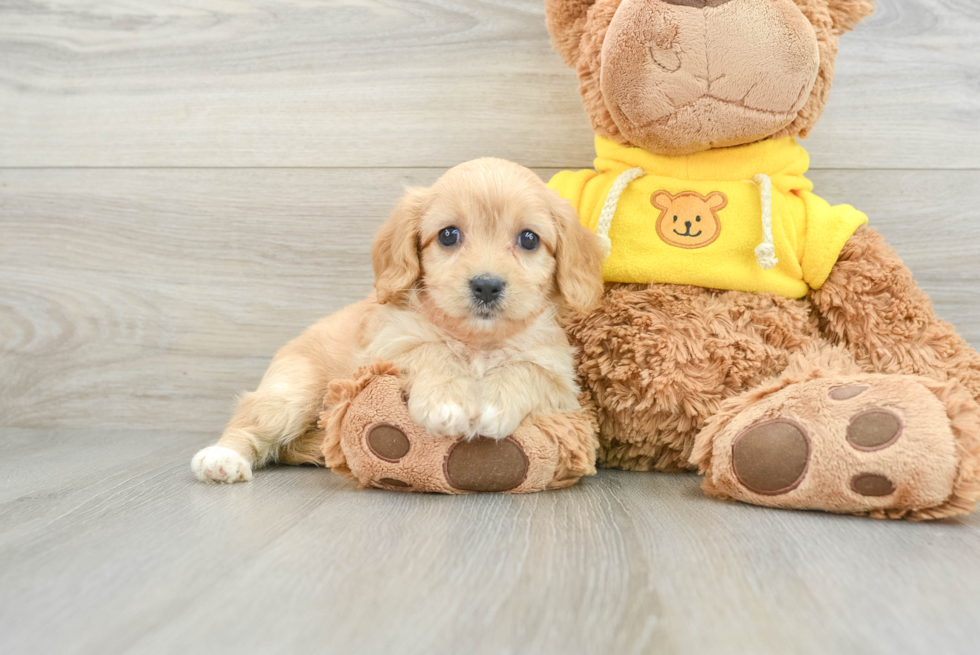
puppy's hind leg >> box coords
[193,354,324,484]
[193,301,372,483]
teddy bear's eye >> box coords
[695,216,701,222]
[673,215,678,222]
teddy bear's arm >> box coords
[810,225,980,403]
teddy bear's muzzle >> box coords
[599,0,820,155]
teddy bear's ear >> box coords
[545,0,598,67]
[825,0,876,35]
[705,192,728,211]
[651,190,674,210]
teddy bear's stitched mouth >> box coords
[674,228,702,238]
[634,94,798,128]
[615,95,800,154]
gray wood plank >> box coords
[0,428,978,655]
[3,167,978,432]
[0,0,977,169]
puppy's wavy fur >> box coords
[192,158,604,483]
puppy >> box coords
[192,158,604,483]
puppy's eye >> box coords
[518,230,539,251]
[437,226,461,247]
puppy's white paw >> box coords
[191,446,253,484]
[475,405,522,440]
[412,401,472,437]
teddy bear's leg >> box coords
[321,364,597,493]
[567,283,821,473]
[811,225,980,406]
[537,392,600,489]
[567,283,719,473]
[691,346,980,520]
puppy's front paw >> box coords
[191,446,253,484]
[475,405,523,440]
[410,400,474,437]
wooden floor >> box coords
[2,1,979,653]
[4,429,980,655]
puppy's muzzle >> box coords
[470,275,505,309]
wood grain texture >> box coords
[2,168,978,432]
[0,0,977,169]
[1,428,978,655]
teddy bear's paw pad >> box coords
[366,424,411,462]
[731,419,809,496]
[846,409,902,451]
[444,436,529,492]
[705,375,963,516]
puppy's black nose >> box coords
[470,275,505,305]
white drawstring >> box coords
[597,168,778,271]
[595,167,644,260]
[752,173,778,269]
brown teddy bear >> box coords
[545,0,980,519]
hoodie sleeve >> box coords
[799,190,869,290]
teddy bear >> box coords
[544,0,980,519]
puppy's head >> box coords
[372,158,604,334]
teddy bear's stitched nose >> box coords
[662,0,733,8]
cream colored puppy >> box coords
[192,158,604,483]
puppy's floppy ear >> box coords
[825,0,876,35]
[547,190,604,313]
[373,187,427,305]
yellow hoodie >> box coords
[548,136,868,299]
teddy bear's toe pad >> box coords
[704,376,962,516]
[846,410,902,451]
[850,473,895,497]
[829,385,867,400]
[367,425,411,461]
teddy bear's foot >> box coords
[319,363,597,494]
[692,375,980,520]
[362,420,533,493]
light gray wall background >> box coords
[2,0,978,434]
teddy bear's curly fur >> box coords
[546,0,980,518]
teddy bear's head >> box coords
[651,189,726,248]
[545,0,875,155]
